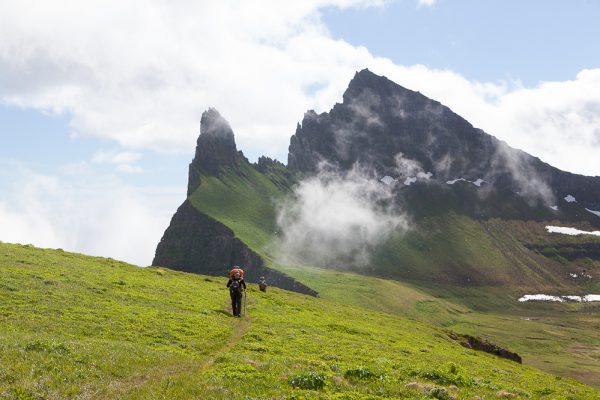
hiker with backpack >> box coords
[258,276,267,292]
[226,266,246,317]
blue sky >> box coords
[325,0,600,85]
[1,0,599,264]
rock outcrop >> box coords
[188,108,241,195]
[449,333,522,364]
[153,200,318,296]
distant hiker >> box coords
[227,267,246,317]
[258,276,267,292]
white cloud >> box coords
[92,149,143,173]
[116,164,144,174]
[275,164,409,267]
[92,149,141,165]
[1,0,599,178]
[0,0,389,162]
[0,164,183,265]
[417,0,437,7]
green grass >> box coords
[275,264,600,387]
[2,241,598,399]
[189,164,596,291]
[184,164,600,388]
[189,161,288,253]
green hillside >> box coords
[186,164,600,387]
[1,242,599,399]
[189,164,600,290]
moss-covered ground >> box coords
[2,242,599,399]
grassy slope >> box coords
[187,164,600,387]
[189,161,281,254]
[2,242,598,399]
[189,164,597,290]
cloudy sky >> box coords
[1,0,600,265]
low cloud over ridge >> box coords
[275,164,409,268]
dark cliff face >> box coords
[153,200,318,296]
[288,69,600,214]
[288,69,497,179]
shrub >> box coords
[406,365,473,387]
[430,387,451,400]
[344,366,378,381]
[25,339,70,355]
[12,387,35,400]
[289,371,327,390]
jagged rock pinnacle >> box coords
[187,108,238,195]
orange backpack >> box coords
[229,267,244,279]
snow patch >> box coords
[570,272,594,280]
[564,194,576,203]
[380,172,432,187]
[550,205,558,211]
[404,177,417,186]
[446,178,467,185]
[446,177,486,187]
[585,208,600,218]
[545,226,600,236]
[518,294,564,302]
[518,294,600,302]
[380,176,397,186]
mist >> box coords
[275,164,409,269]
[492,142,555,206]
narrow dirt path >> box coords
[97,299,253,398]
[196,311,251,372]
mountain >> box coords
[289,69,600,222]
[152,70,600,386]
[154,69,600,290]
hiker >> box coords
[258,276,267,292]
[226,266,246,317]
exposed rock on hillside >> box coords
[449,332,522,364]
[153,200,318,296]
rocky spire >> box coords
[188,108,238,195]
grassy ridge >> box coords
[185,165,600,387]
[2,242,599,399]
[189,164,592,289]
[189,161,286,254]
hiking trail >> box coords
[98,297,253,398]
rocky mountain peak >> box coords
[344,68,397,101]
[187,108,239,195]
[288,69,467,174]
[287,69,600,215]
[199,108,236,141]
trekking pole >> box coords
[244,289,247,316]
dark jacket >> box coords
[227,278,246,292]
